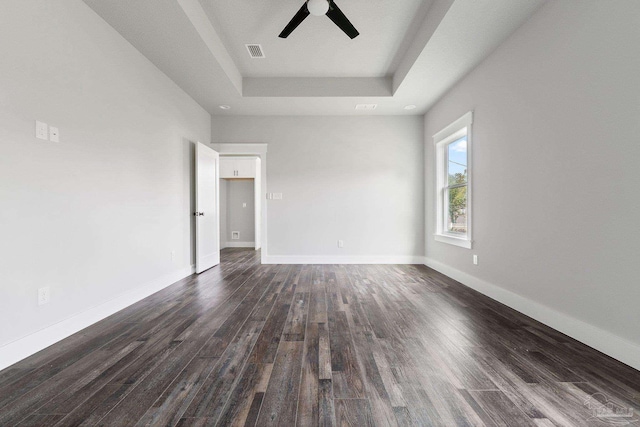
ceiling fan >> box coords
[279,0,360,39]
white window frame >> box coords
[434,111,473,249]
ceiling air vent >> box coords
[355,104,378,111]
[245,44,265,59]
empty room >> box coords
[1,0,639,426]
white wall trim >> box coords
[424,258,640,371]
[211,143,267,156]
[224,241,255,248]
[0,264,196,371]
[264,255,427,265]
[434,234,472,249]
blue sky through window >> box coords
[447,136,467,181]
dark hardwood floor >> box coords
[0,248,639,426]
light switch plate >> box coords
[35,121,48,140]
[49,126,59,142]
[38,286,50,306]
[273,193,283,200]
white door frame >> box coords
[212,143,268,264]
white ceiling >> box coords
[82,0,546,116]
[199,0,430,78]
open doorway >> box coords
[219,156,261,250]
[212,144,267,262]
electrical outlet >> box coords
[171,251,175,261]
[35,121,48,140]
[38,286,50,306]
[232,231,240,240]
[473,255,478,265]
[243,202,247,208]
[273,193,283,200]
[338,240,344,248]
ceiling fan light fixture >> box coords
[279,0,358,39]
[307,0,329,16]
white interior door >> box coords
[195,142,220,273]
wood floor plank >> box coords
[135,356,219,427]
[391,406,413,427]
[334,399,375,427]
[248,265,298,364]
[176,272,286,420]
[318,322,332,381]
[0,250,639,427]
[16,413,65,427]
[318,379,336,427]
[244,392,264,427]
[17,341,146,420]
[197,267,277,358]
[309,287,328,324]
[282,292,309,342]
[328,310,365,399]
[470,390,538,426]
[191,272,284,426]
[256,341,304,426]
[214,363,265,427]
[0,320,139,412]
[0,338,143,425]
[180,321,263,421]
[297,322,320,426]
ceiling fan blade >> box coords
[326,0,359,39]
[279,3,310,38]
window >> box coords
[434,112,473,248]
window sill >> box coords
[434,234,472,249]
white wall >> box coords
[424,1,640,367]
[0,0,210,357]
[225,180,255,245]
[211,116,425,262]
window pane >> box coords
[446,185,467,234]
[447,135,467,185]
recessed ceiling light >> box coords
[355,104,377,111]
[404,105,417,110]
[219,105,231,110]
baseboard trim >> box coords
[0,264,196,371]
[264,255,426,265]
[224,241,255,248]
[424,257,640,371]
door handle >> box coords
[193,212,205,216]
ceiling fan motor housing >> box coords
[307,0,330,16]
